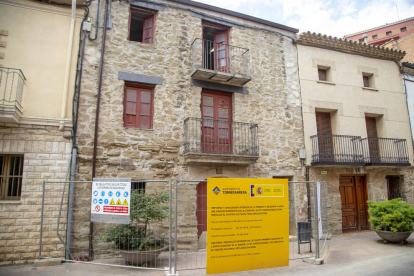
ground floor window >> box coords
[0,155,24,200]
[386,176,402,200]
[131,181,146,194]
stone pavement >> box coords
[1,231,413,276]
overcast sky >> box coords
[192,0,414,37]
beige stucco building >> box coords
[297,32,414,235]
[0,0,84,265]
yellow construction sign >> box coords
[109,199,115,205]
[123,199,128,206]
[116,199,122,205]
[207,178,289,275]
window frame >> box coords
[362,73,375,88]
[386,31,392,36]
[128,7,156,44]
[317,65,331,82]
[401,27,407,32]
[372,34,378,39]
[123,83,155,129]
[0,155,24,201]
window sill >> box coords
[0,200,21,204]
[362,87,379,91]
[124,127,154,131]
[317,80,336,85]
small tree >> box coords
[367,198,414,233]
[100,190,169,251]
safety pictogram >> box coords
[123,199,128,206]
[110,199,115,205]
[95,205,100,212]
[116,199,122,205]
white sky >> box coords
[192,0,414,37]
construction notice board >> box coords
[207,178,289,275]
[90,178,131,224]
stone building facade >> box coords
[298,32,414,235]
[74,0,305,255]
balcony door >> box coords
[201,90,232,154]
[202,22,229,72]
[316,112,333,161]
[365,117,380,163]
[214,31,229,73]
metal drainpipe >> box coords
[90,0,109,259]
[59,0,77,131]
[306,166,311,223]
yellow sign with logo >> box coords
[207,178,289,275]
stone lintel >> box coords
[184,152,258,165]
[129,0,165,12]
[118,72,163,85]
[191,12,244,29]
[190,78,248,94]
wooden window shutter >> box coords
[365,117,378,138]
[143,15,154,44]
[124,88,138,127]
[318,69,327,81]
[363,76,369,87]
[316,112,332,135]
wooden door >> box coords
[214,31,229,73]
[355,176,368,230]
[339,177,358,232]
[365,117,380,162]
[196,182,207,236]
[201,91,232,153]
[339,176,368,232]
[316,112,333,161]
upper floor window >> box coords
[0,155,24,201]
[359,38,365,43]
[123,84,154,129]
[362,73,375,88]
[386,31,392,36]
[129,8,155,44]
[401,27,407,32]
[317,66,331,82]
[372,34,378,39]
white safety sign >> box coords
[90,178,131,224]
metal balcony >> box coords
[362,137,410,166]
[190,38,251,86]
[184,117,259,165]
[310,134,364,166]
[0,67,26,123]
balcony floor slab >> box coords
[184,152,259,166]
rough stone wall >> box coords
[75,0,304,254]
[0,123,72,265]
[309,166,414,235]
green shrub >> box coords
[100,190,169,251]
[367,198,414,233]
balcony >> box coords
[190,38,251,86]
[184,117,259,165]
[310,134,364,166]
[0,67,25,123]
[311,135,411,167]
[362,138,410,166]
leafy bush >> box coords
[100,190,169,251]
[367,198,414,233]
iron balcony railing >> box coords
[0,67,26,111]
[191,38,250,77]
[310,134,364,165]
[362,137,410,166]
[184,117,259,156]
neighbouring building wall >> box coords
[0,0,81,265]
[75,0,304,254]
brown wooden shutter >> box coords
[365,117,377,138]
[363,76,369,87]
[318,69,327,81]
[139,90,152,129]
[316,112,332,135]
[124,85,154,129]
[143,15,154,44]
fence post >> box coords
[313,180,320,259]
[173,179,178,274]
[38,180,46,260]
[169,179,172,274]
[66,147,77,259]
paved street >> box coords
[1,231,413,276]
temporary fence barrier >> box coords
[38,179,328,274]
